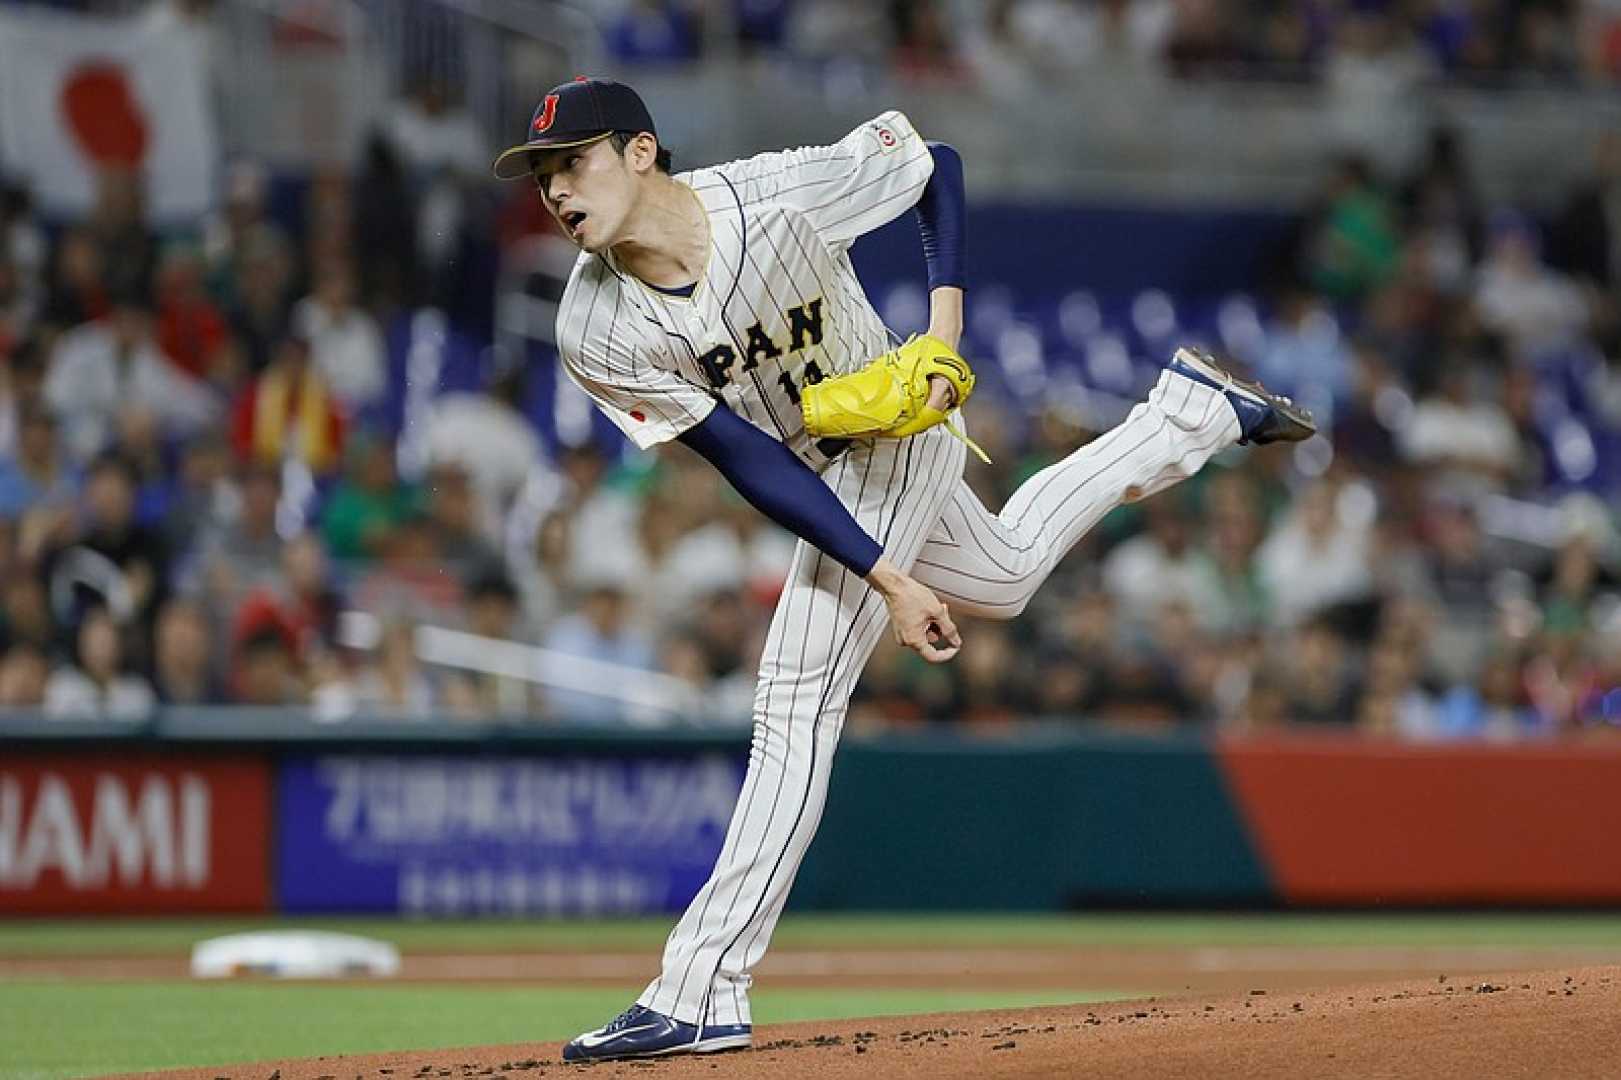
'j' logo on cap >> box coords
[533,94,560,134]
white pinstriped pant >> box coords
[639,366,1241,1027]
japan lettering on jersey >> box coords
[555,111,934,469]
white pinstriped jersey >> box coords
[540,94,1256,1038]
[555,110,935,469]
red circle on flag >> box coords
[60,62,149,168]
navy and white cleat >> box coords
[561,1004,752,1063]
[1166,346,1317,445]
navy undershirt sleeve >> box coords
[914,142,966,292]
[677,404,883,577]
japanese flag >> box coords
[0,9,217,222]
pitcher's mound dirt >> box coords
[125,966,1621,1080]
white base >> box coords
[190,930,401,979]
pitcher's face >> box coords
[533,135,645,253]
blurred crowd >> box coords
[0,3,1619,737]
[863,125,1621,741]
[596,0,1621,88]
[35,0,1620,90]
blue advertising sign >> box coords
[277,754,745,915]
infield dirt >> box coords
[113,965,1621,1080]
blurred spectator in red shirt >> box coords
[232,623,307,706]
[218,529,338,685]
[279,530,340,653]
[155,242,232,386]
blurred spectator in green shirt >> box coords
[320,432,419,561]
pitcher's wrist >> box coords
[864,557,905,596]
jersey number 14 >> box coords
[694,298,826,393]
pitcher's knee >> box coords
[990,588,1034,619]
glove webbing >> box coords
[888,335,992,465]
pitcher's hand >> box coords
[866,557,961,663]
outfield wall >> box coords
[3,723,1620,914]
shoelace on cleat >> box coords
[601,1007,644,1034]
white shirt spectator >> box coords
[1008,0,1170,70]
[44,667,155,721]
[1324,19,1435,169]
[423,391,545,536]
[1401,396,1521,476]
[1256,484,1374,626]
[568,486,646,584]
[648,523,747,624]
[1102,532,1227,631]
[1474,259,1589,359]
[44,319,218,461]
[384,95,487,178]
[292,295,386,410]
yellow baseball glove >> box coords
[801,334,991,463]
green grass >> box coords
[8,913,1621,957]
[8,912,1621,1078]
[0,982,1121,1080]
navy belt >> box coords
[816,437,851,459]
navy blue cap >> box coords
[491,76,657,179]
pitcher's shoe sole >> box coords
[1167,346,1317,445]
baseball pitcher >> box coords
[491,76,1313,1062]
